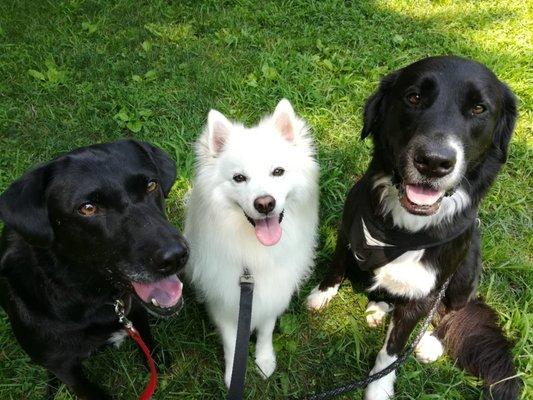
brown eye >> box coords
[272,167,285,177]
[407,93,421,105]
[233,174,247,183]
[472,104,486,115]
[147,180,158,193]
[78,203,97,217]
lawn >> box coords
[0,0,531,399]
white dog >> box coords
[184,99,319,386]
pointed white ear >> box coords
[207,109,232,154]
[272,99,296,141]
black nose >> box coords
[413,145,456,178]
[254,195,276,215]
[157,243,189,274]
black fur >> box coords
[317,56,519,398]
[0,139,188,399]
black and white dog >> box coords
[307,56,519,399]
[0,140,188,399]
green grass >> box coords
[0,0,531,399]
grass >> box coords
[0,0,531,399]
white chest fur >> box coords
[369,250,436,299]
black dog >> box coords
[307,56,519,399]
[0,140,189,399]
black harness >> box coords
[345,175,476,271]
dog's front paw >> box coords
[415,332,444,364]
[255,354,276,379]
[365,301,391,328]
[364,376,394,400]
[306,284,339,311]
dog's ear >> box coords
[0,164,54,247]
[272,99,298,141]
[206,109,233,154]
[135,141,177,196]
[361,71,400,140]
[492,83,517,163]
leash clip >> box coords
[114,299,133,329]
[240,268,254,285]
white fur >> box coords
[306,283,340,310]
[370,250,436,299]
[107,330,127,348]
[365,323,397,400]
[415,331,444,363]
[184,99,319,386]
[373,175,470,233]
[365,301,392,328]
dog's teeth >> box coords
[151,298,160,307]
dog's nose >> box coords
[157,243,189,274]
[413,145,456,178]
[254,195,276,215]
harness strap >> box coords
[227,269,254,400]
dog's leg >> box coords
[306,233,352,310]
[255,316,277,379]
[365,299,431,400]
[218,320,238,388]
[51,363,113,400]
[414,330,444,363]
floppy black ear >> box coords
[493,83,517,163]
[135,141,177,196]
[0,164,54,247]
[361,71,400,140]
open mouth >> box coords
[131,275,183,317]
[245,210,284,246]
[399,183,445,216]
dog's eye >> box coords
[147,180,158,193]
[407,93,421,105]
[233,174,247,183]
[471,104,486,115]
[78,203,97,217]
[272,167,285,177]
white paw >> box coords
[365,301,391,328]
[365,376,395,400]
[306,284,339,311]
[415,332,444,364]
[255,354,276,379]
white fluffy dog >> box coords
[184,99,319,386]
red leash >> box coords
[126,326,158,400]
[115,299,158,400]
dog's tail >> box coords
[434,299,520,400]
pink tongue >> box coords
[131,275,182,308]
[254,215,282,246]
[406,185,444,206]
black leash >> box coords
[227,268,254,400]
[300,276,451,400]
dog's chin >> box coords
[130,274,184,317]
[398,183,445,216]
[244,210,284,246]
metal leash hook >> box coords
[113,298,158,400]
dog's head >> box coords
[0,139,188,316]
[361,56,517,217]
[195,99,317,246]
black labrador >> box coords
[0,139,188,399]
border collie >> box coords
[306,56,519,400]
